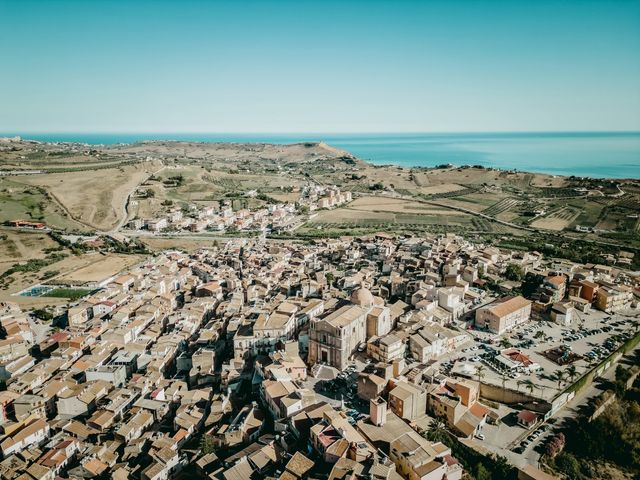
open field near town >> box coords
[131,164,305,216]
[419,183,467,195]
[0,229,62,272]
[304,198,525,236]
[0,177,86,230]
[531,207,582,231]
[16,161,162,231]
[2,138,639,248]
[0,247,144,308]
[139,236,228,252]
[55,253,144,284]
[347,195,467,215]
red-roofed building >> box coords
[517,410,538,428]
[37,438,77,474]
[503,348,534,366]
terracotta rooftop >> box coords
[484,295,531,317]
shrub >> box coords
[554,452,581,478]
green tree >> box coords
[477,264,485,279]
[424,418,449,443]
[615,365,631,384]
[475,463,492,480]
[554,369,567,390]
[492,455,513,479]
[199,434,216,454]
[614,365,631,395]
[475,364,486,383]
[521,272,544,298]
[325,272,335,287]
[566,364,578,384]
[32,308,53,321]
[522,379,535,397]
[504,263,524,281]
[554,451,581,479]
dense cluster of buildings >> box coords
[128,202,299,234]
[526,264,637,324]
[0,232,637,479]
[300,184,352,211]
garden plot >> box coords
[531,207,581,231]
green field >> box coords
[43,288,93,300]
[0,178,84,230]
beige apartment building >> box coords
[594,286,633,313]
[475,295,532,334]
[390,431,463,480]
[367,334,405,363]
[388,381,427,421]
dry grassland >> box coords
[348,196,467,215]
[18,161,161,230]
[141,236,227,252]
[56,253,144,284]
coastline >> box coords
[2,132,640,179]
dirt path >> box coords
[109,164,166,233]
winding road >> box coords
[108,165,166,234]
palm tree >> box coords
[500,372,508,391]
[536,382,546,398]
[554,369,566,390]
[425,418,448,443]
[499,337,511,349]
[522,379,535,397]
[475,364,486,383]
[566,364,578,384]
[516,379,526,392]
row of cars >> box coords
[584,332,629,362]
[561,321,634,362]
[516,323,544,337]
[345,408,369,426]
[512,422,553,454]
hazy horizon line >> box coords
[4,130,640,136]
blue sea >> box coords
[4,132,639,179]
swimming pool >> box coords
[18,285,53,297]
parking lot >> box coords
[437,309,640,401]
[439,309,640,463]
[299,309,639,460]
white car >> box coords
[475,432,485,440]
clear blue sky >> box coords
[1,0,639,133]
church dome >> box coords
[350,287,374,307]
